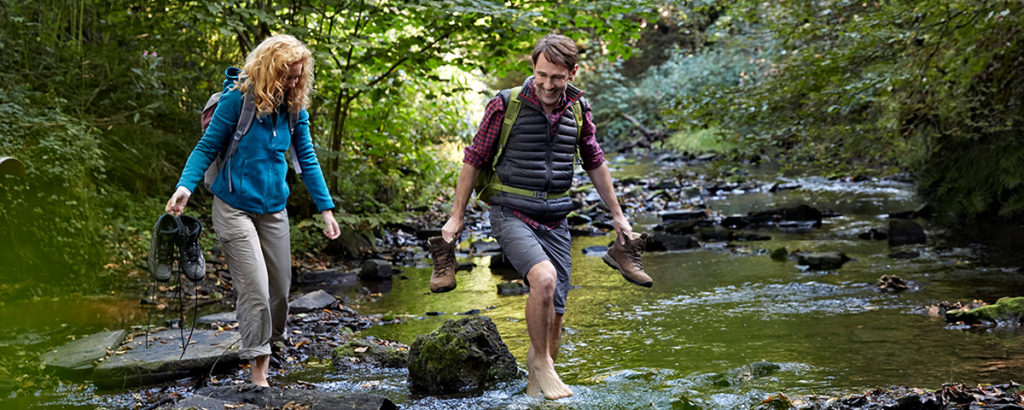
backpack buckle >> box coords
[533,191,548,199]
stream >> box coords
[5,157,1024,409]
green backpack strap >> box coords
[492,87,522,172]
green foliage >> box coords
[644,0,1024,219]
[0,87,107,294]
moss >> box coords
[770,247,788,262]
[947,297,1024,325]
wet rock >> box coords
[294,269,359,294]
[458,309,481,316]
[166,394,261,410]
[407,316,519,395]
[737,232,771,241]
[747,204,823,228]
[497,280,529,296]
[582,245,608,256]
[888,219,926,246]
[795,251,850,270]
[799,383,1022,409]
[41,330,128,375]
[471,241,502,254]
[696,225,735,241]
[888,204,933,219]
[93,329,241,388]
[659,210,706,222]
[190,384,396,410]
[768,182,800,192]
[647,232,699,251]
[196,312,237,327]
[333,337,408,368]
[416,228,443,240]
[770,247,788,262]
[566,213,592,226]
[359,259,393,281]
[945,296,1024,328]
[710,361,781,387]
[858,228,888,240]
[876,275,909,293]
[888,251,920,259]
[663,219,700,234]
[455,261,475,272]
[291,289,337,313]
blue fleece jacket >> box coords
[176,86,335,214]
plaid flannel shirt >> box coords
[463,78,605,229]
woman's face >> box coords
[283,62,303,92]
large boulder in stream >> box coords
[945,296,1024,328]
[180,384,396,410]
[407,316,519,395]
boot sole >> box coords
[430,283,457,293]
[602,253,652,288]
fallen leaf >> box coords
[354,347,368,353]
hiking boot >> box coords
[428,236,458,293]
[148,214,181,282]
[603,233,652,287]
[177,214,206,282]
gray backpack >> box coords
[200,67,301,192]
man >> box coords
[430,34,651,400]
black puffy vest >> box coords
[489,81,583,222]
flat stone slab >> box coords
[41,330,128,374]
[93,329,241,388]
[192,384,396,410]
[196,311,237,327]
[164,394,260,409]
[291,289,337,313]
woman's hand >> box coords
[321,210,340,239]
[165,186,191,216]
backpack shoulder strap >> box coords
[493,86,522,170]
[286,109,302,175]
[571,97,584,164]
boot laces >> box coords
[432,243,454,275]
[628,239,645,270]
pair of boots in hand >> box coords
[148,214,206,283]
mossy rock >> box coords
[332,338,408,368]
[407,316,518,395]
[946,297,1024,326]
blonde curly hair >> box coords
[236,34,313,116]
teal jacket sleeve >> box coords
[176,90,241,192]
[291,109,336,212]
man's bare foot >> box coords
[526,346,573,399]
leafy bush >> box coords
[0,88,108,295]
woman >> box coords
[165,34,340,386]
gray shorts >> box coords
[489,205,572,314]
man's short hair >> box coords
[531,34,578,71]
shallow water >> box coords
[294,164,1024,408]
[7,160,1024,409]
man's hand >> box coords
[441,216,463,243]
[612,213,634,245]
[165,186,191,216]
[321,210,340,239]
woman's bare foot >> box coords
[526,346,573,399]
[250,355,270,387]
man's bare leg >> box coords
[549,313,563,362]
[523,262,573,400]
[250,354,270,386]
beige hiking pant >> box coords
[212,196,291,360]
